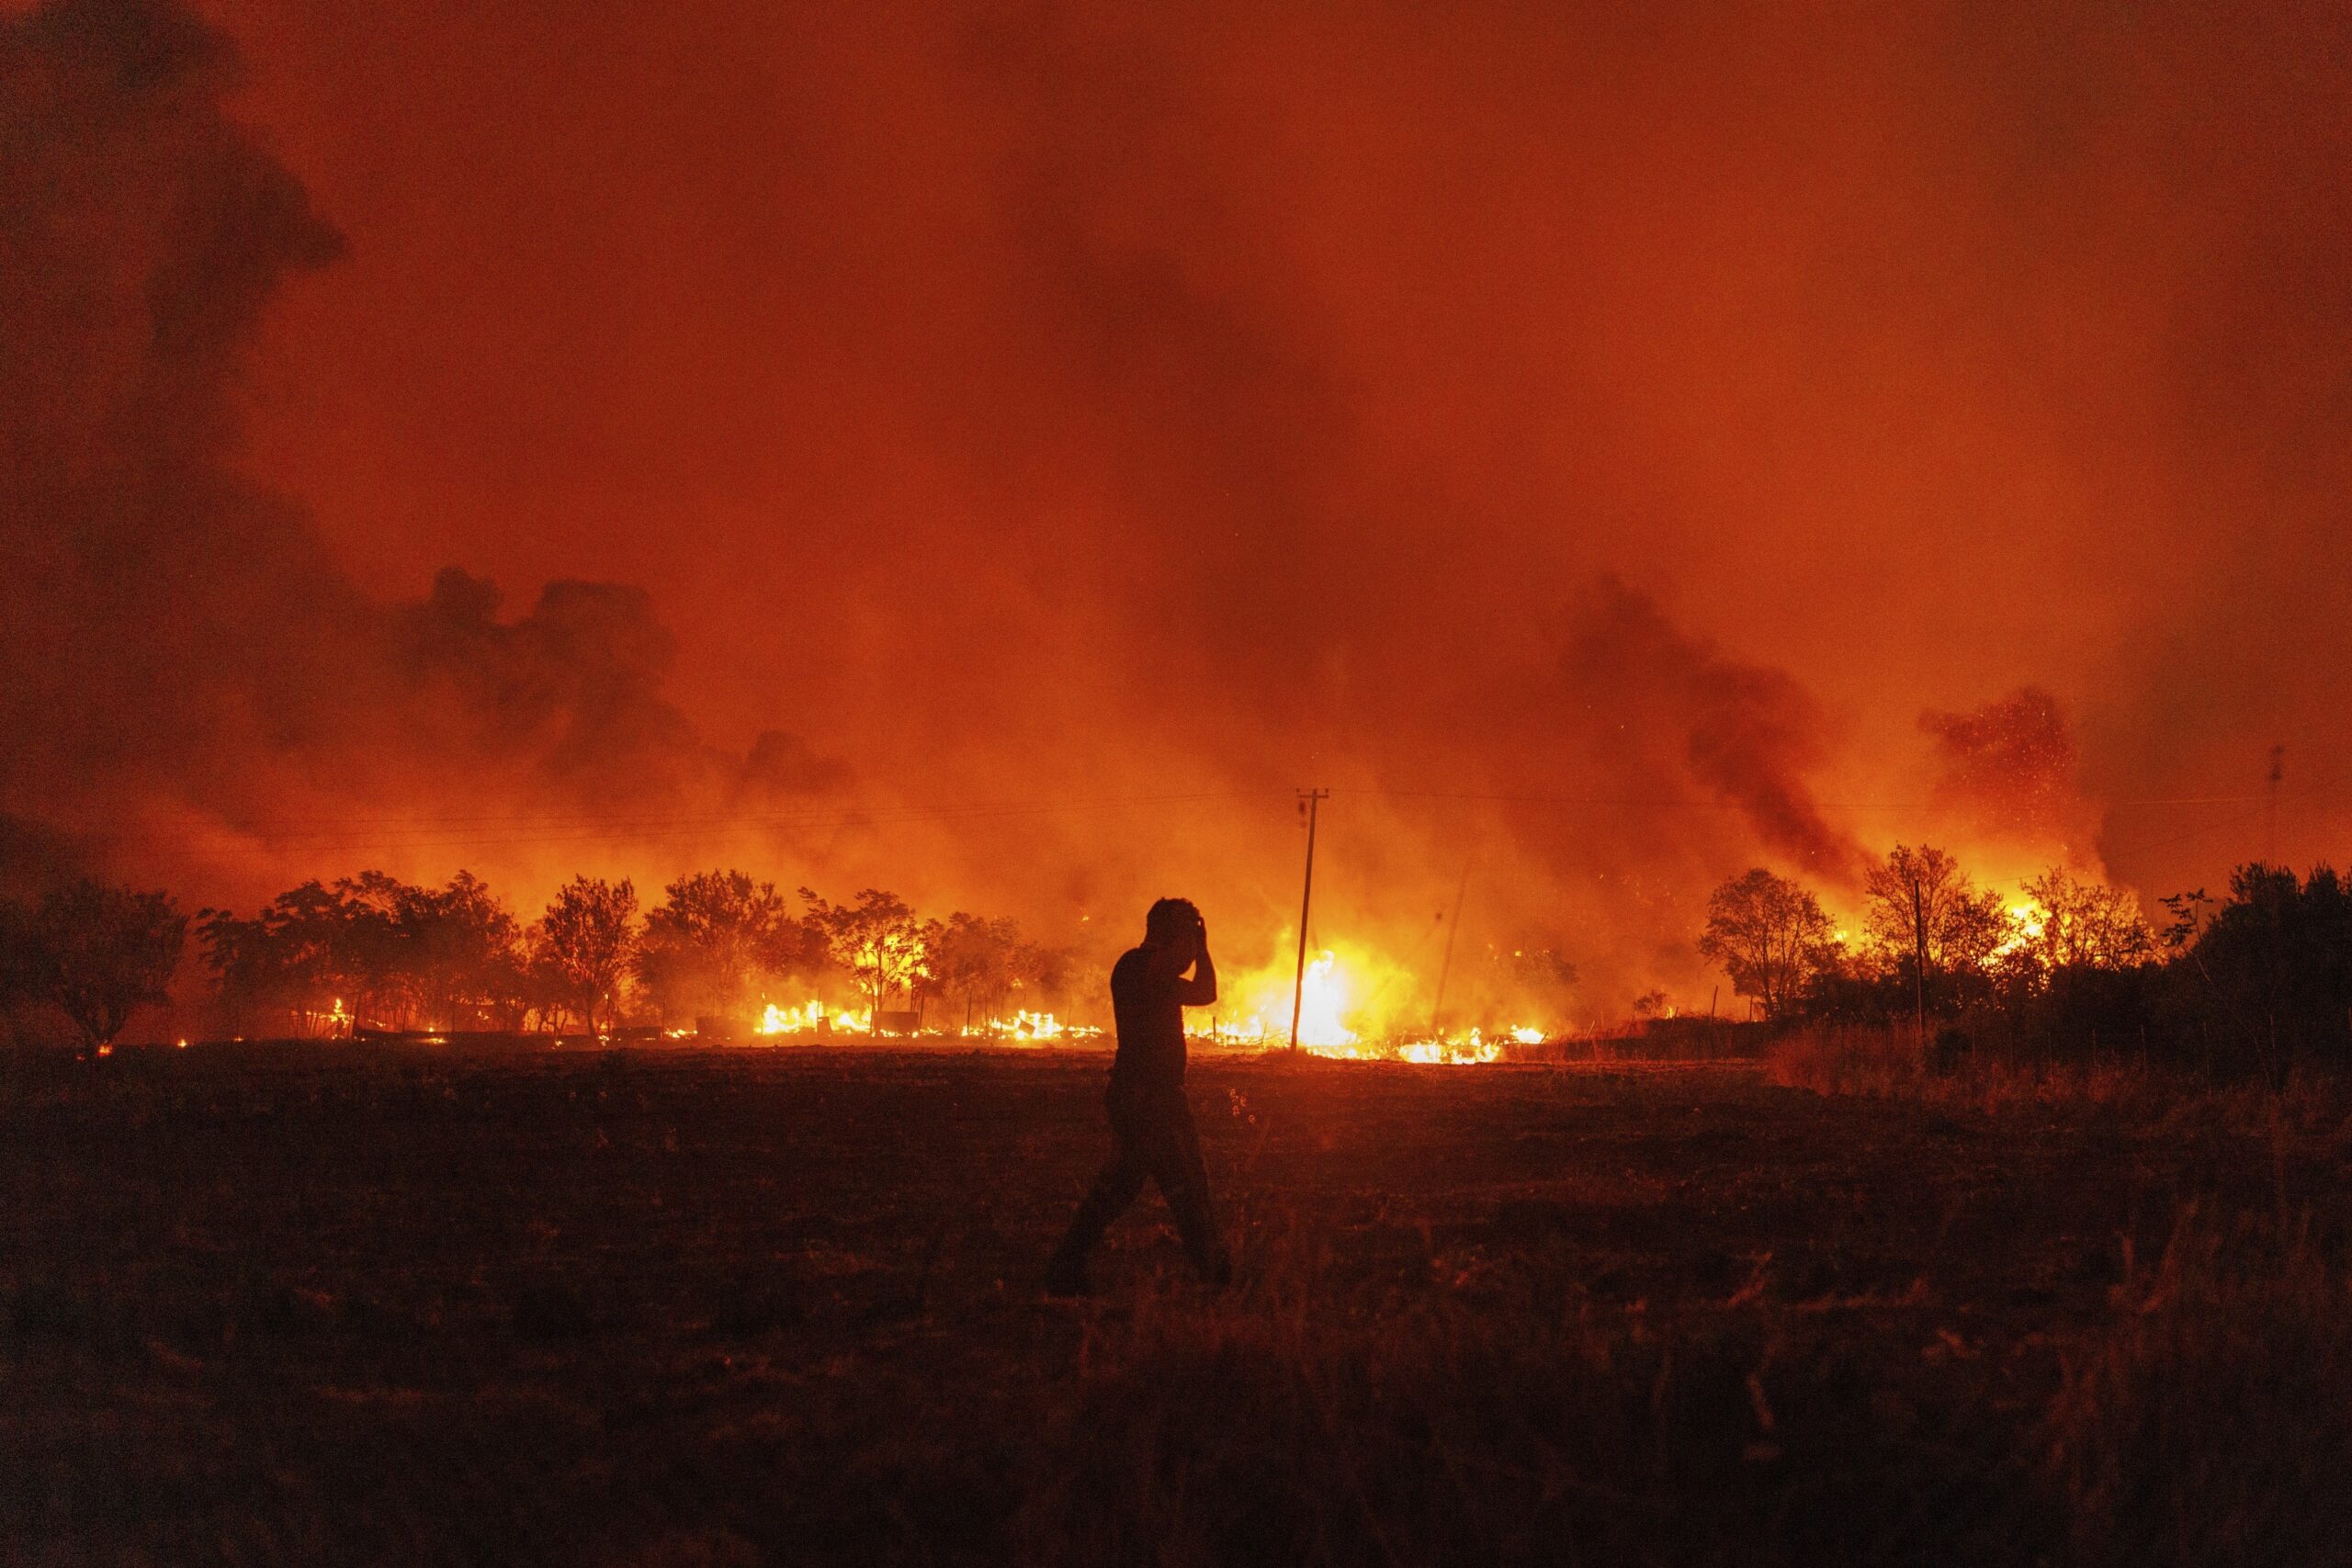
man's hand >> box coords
[1180,910,1216,1007]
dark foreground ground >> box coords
[4,1045,2348,1567]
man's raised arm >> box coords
[1178,927,1217,1008]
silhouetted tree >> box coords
[1862,845,2005,1013]
[1697,868,1840,1020]
[2015,867,2153,976]
[201,871,526,1034]
[24,879,187,1048]
[639,870,807,1023]
[325,873,411,1024]
[390,872,524,1030]
[928,911,1052,1031]
[2170,863,2352,1074]
[0,896,34,1033]
[533,876,639,1033]
[201,879,380,1036]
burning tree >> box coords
[2013,867,2153,975]
[927,911,1053,1032]
[802,888,930,1024]
[532,876,639,1033]
[19,880,187,1048]
[1697,868,1841,1020]
[638,870,811,1024]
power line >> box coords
[2102,782,2340,863]
[83,792,1279,853]
[1340,788,2276,809]
[65,779,2324,863]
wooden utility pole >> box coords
[1911,875,1929,1051]
[1430,856,1474,1036]
[1289,788,1329,1053]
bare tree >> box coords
[1696,868,1840,1020]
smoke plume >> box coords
[7,0,2351,1017]
[0,0,838,898]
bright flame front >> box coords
[755,999,873,1036]
[1201,947,1539,1064]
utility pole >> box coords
[1289,788,1329,1053]
[1430,856,1474,1036]
[2267,744,2285,866]
[1911,875,1928,1052]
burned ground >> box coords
[4,1046,2346,1565]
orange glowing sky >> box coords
[6,0,2349,1006]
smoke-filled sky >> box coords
[6,0,2349,1011]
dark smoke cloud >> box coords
[0,0,837,897]
[1555,579,1865,883]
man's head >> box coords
[1144,897,1204,950]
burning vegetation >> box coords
[159,865,1578,1060]
[2,834,2345,1090]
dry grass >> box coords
[1764,1022,2352,1129]
[2049,1207,2352,1567]
[4,1043,2348,1564]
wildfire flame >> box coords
[1991,898,2048,962]
[747,998,1090,1043]
[756,999,873,1036]
[710,944,1544,1063]
[1199,948,1542,1064]
[1291,950,1360,1049]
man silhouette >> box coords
[1046,897,1231,1294]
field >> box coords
[5,1043,2349,1566]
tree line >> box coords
[0,869,1068,1047]
[7,845,2348,1073]
[1697,847,2352,1075]
[199,870,1069,1039]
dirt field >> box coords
[4,1044,2346,1566]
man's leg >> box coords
[1047,1111,1148,1291]
[1147,1094,1230,1286]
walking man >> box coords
[1046,897,1232,1294]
